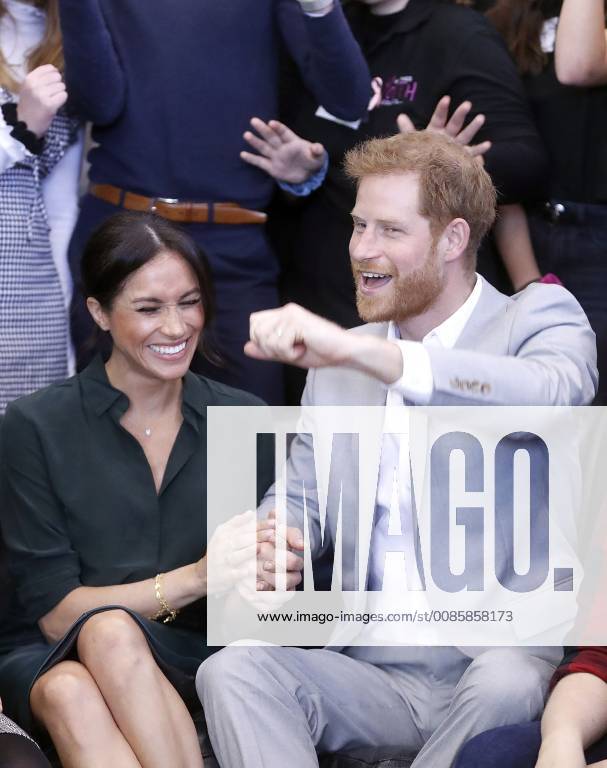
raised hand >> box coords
[241,117,326,184]
[17,65,68,138]
[398,95,491,160]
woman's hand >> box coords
[204,510,278,596]
[241,117,326,184]
[17,65,68,138]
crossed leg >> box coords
[30,610,203,768]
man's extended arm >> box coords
[246,286,597,407]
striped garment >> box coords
[0,91,80,413]
[551,646,607,688]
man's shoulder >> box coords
[508,282,587,322]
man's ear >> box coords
[440,218,470,264]
[86,297,111,332]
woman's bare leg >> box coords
[30,660,141,768]
[76,610,203,768]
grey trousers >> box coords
[196,646,555,768]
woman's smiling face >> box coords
[91,250,204,382]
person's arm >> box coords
[0,403,263,644]
[0,65,69,174]
[424,284,597,405]
[494,204,542,291]
[245,284,597,406]
[445,25,549,203]
[275,0,371,122]
[57,0,126,124]
[536,671,607,768]
[555,0,607,87]
[246,302,403,383]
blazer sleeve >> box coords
[58,0,127,125]
[426,285,598,406]
[0,402,82,624]
[275,0,371,122]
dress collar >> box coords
[80,355,207,425]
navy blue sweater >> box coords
[58,0,371,207]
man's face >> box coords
[350,173,445,324]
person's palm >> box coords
[241,118,326,184]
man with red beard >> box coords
[196,131,597,768]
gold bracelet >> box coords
[150,573,179,623]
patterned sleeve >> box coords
[0,89,32,174]
[37,110,82,180]
[551,646,607,689]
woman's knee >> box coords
[30,660,97,726]
[77,609,149,664]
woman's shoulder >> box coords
[2,374,81,431]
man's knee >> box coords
[460,649,552,720]
[197,646,287,707]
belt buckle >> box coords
[544,201,565,223]
[150,197,179,213]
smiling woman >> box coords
[0,212,268,767]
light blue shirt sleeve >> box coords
[277,151,329,197]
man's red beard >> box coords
[352,243,444,324]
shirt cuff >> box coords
[300,0,334,16]
[389,340,434,404]
[278,151,329,197]
[0,106,30,169]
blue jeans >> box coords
[528,201,607,405]
[454,720,607,768]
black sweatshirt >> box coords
[283,0,549,209]
[274,0,549,328]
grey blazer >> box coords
[259,279,598,659]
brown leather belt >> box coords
[89,183,267,225]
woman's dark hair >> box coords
[81,211,219,363]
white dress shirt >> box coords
[363,276,483,643]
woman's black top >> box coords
[0,355,264,655]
